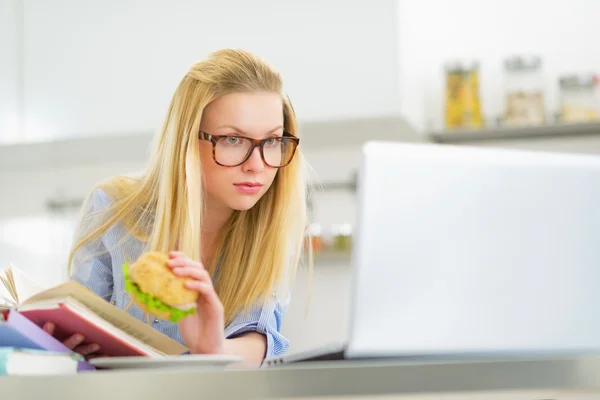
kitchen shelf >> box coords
[0,115,422,170]
[429,121,600,143]
[311,248,352,264]
[317,179,357,192]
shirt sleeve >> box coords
[224,292,291,359]
[69,188,114,301]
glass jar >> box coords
[558,74,600,123]
[503,55,545,126]
[444,61,484,130]
[305,222,324,253]
[331,223,352,252]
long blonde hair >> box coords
[68,49,310,324]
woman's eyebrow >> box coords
[217,125,284,136]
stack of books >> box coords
[0,264,188,376]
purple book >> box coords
[0,310,95,372]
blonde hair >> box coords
[68,49,310,324]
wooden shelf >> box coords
[429,121,600,143]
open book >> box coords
[0,264,188,357]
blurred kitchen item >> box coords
[444,61,484,130]
[331,223,352,251]
[305,222,324,253]
[558,74,600,122]
[503,55,545,126]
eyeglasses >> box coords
[198,130,300,168]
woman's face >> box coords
[199,91,284,213]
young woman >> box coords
[42,49,310,367]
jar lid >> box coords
[504,55,542,71]
[444,60,479,73]
[559,74,597,89]
[308,222,322,236]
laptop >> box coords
[265,141,600,366]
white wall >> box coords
[396,0,600,132]
[19,0,400,141]
[0,0,20,143]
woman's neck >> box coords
[201,198,233,265]
[203,197,233,234]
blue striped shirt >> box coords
[70,188,290,359]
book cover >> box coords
[0,310,95,371]
[0,347,81,376]
[20,303,159,357]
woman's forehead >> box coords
[202,92,284,135]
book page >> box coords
[0,297,13,311]
[0,294,15,309]
[0,267,17,306]
[9,264,48,304]
[22,281,188,355]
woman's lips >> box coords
[234,182,263,194]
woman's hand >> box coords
[167,251,225,354]
[42,322,106,360]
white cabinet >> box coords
[0,0,20,143]
[17,0,399,141]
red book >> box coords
[20,301,158,357]
[1,264,187,358]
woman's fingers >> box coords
[172,266,212,284]
[184,281,223,309]
[166,251,214,289]
[167,257,203,269]
[63,333,85,350]
[184,280,214,295]
[167,251,207,271]
[74,343,101,356]
[41,323,101,358]
[168,251,188,260]
[42,321,55,335]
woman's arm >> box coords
[222,332,267,367]
[166,251,290,366]
[221,293,290,365]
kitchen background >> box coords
[1,0,600,355]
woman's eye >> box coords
[225,137,240,145]
[265,138,277,146]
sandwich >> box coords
[123,251,198,323]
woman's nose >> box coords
[242,146,265,172]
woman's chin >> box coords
[227,196,261,211]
